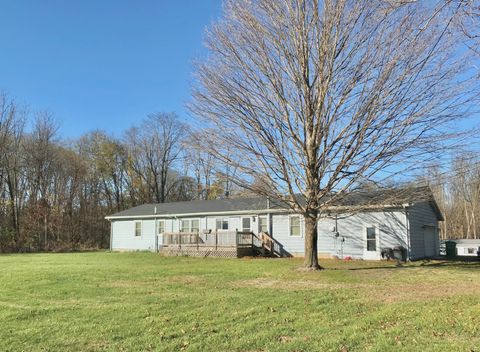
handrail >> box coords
[159,230,285,257]
[256,232,284,257]
[161,230,244,247]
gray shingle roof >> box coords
[106,186,441,219]
[106,197,271,218]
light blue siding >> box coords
[111,219,156,251]
[271,214,305,255]
[271,210,407,259]
[206,216,216,230]
[317,211,407,259]
[229,216,241,231]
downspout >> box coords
[405,206,411,261]
[154,206,158,252]
[266,197,272,235]
[109,220,113,251]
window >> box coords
[180,220,190,233]
[191,219,200,233]
[158,220,165,235]
[134,221,142,237]
[467,247,476,254]
[289,216,301,237]
[242,217,251,232]
[180,219,200,233]
[366,227,376,251]
[259,216,268,233]
[216,218,229,230]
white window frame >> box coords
[363,224,381,260]
[241,217,252,232]
[258,216,268,234]
[365,226,377,252]
[180,219,189,233]
[180,218,201,233]
[157,220,165,235]
[191,219,200,233]
[134,221,142,237]
[215,217,229,230]
[289,215,302,237]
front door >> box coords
[241,217,251,233]
[364,226,380,260]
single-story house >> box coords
[446,239,480,257]
[105,187,443,261]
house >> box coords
[446,239,480,257]
[105,187,443,260]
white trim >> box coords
[107,209,282,220]
[215,217,230,231]
[288,215,302,237]
[109,220,113,251]
[258,215,268,234]
[241,216,252,232]
[405,208,411,260]
[157,219,165,235]
[105,204,410,220]
[134,221,143,238]
[179,218,201,233]
[363,223,381,260]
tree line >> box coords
[0,93,236,252]
[425,157,480,240]
[1,89,478,253]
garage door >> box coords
[424,227,437,257]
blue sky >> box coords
[0,0,222,137]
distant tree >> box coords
[0,94,27,248]
[185,133,239,199]
[125,113,188,204]
[23,113,58,249]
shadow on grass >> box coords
[345,259,480,271]
[0,249,107,257]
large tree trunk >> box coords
[304,209,321,270]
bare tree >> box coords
[124,113,188,204]
[190,0,477,269]
[23,113,59,249]
[185,139,216,200]
[453,0,480,54]
[186,133,240,199]
[450,155,480,239]
[0,94,27,247]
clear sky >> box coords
[0,0,222,137]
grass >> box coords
[0,253,479,352]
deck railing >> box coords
[160,230,254,250]
[158,230,287,257]
[255,232,286,257]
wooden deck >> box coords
[158,230,288,258]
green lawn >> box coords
[0,253,479,351]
